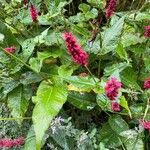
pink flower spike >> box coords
[12,137,25,147]
[63,32,89,66]
[106,0,117,19]
[0,137,25,148]
[111,101,120,111]
[144,26,150,38]
[139,120,150,131]
[144,78,150,89]
[105,77,122,100]
[30,3,38,22]
[4,46,16,53]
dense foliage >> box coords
[0,0,150,149]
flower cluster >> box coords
[139,120,150,131]
[106,0,117,19]
[111,101,120,111]
[30,3,38,22]
[105,77,122,100]
[105,77,122,111]
[4,46,16,53]
[144,78,150,89]
[144,26,150,38]
[0,137,24,148]
[63,32,89,66]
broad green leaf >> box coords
[108,115,129,135]
[20,72,42,85]
[121,67,141,90]
[32,80,68,150]
[102,17,125,54]
[64,76,98,92]
[85,8,98,20]
[67,91,96,111]
[71,24,90,37]
[125,138,144,150]
[24,126,36,150]
[135,12,150,21]
[29,58,41,73]
[96,94,111,111]
[120,96,132,118]
[0,20,19,46]
[58,65,73,77]
[144,57,150,72]
[104,62,129,77]
[79,3,91,13]
[116,42,128,60]
[0,33,4,42]
[87,0,106,9]
[99,123,122,148]
[34,28,50,44]
[7,85,31,121]
[121,33,145,48]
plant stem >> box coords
[84,65,97,84]
[143,98,150,120]
[0,117,32,121]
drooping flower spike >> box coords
[144,26,150,38]
[106,0,117,19]
[105,77,122,100]
[144,78,150,89]
[30,3,38,22]
[63,32,89,66]
[111,101,120,112]
[0,137,24,148]
[4,46,16,53]
[139,120,150,131]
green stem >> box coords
[84,65,97,84]
[0,117,32,121]
[143,98,150,120]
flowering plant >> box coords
[0,0,150,149]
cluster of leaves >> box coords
[0,0,150,149]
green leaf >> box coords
[104,62,129,77]
[7,85,31,121]
[24,126,36,150]
[96,94,111,111]
[121,33,145,48]
[135,12,150,21]
[67,91,96,111]
[79,3,91,13]
[20,72,42,85]
[58,65,73,77]
[0,20,19,46]
[64,76,98,92]
[108,115,129,135]
[32,80,68,150]
[116,42,128,60]
[120,96,132,118]
[121,67,141,90]
[102,16,125,54]
[99,123,122,148]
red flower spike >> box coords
[30,3,38,22]
[105,77,122,100]
[144,26,150,38]
[111,101,120,111]
[63,32,89,66]
[4,46,16,53]
[139,120,150,131]
[0,137,25,148]
[106,0,117,19]
[144,78,150,89]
